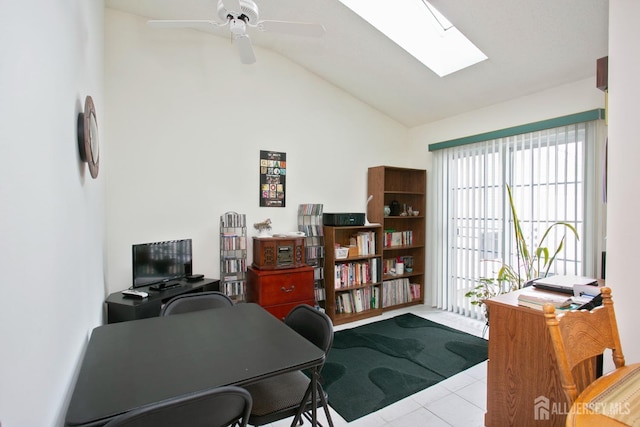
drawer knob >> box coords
[281,285,295,293]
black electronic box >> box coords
[322,212,365,226]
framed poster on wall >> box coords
[259,150,286,207]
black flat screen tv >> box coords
[132,239,192,288]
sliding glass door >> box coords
[431,118,605,319]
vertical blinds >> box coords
[431,118,603,319]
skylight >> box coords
[338,0,487,77]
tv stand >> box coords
[106,278,219,323]
[149,281,183,291]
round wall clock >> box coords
[77,95,100,179]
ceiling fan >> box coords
[147,0,326,65]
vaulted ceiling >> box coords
[105,0,609,127]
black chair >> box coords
[160,291,234,316]
[103,385,252,427]
[244,304,334,427]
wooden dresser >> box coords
[484,288,600,426]
[247,265,315,320]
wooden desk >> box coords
[485,288,600,426]
[65,304,325,427]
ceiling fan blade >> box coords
[235,34,256,64]
[147,20,223,30]
[220,0,243,17]
[257,20,326,37]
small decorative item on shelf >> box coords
[403,256,414,272]
[384,205,391,216]
[390,200,400,216]
[253,218,272,237]
[335,247,349,259]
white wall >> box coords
[103,10,409,294]
[0,2,105,426]
[606,0,640,363]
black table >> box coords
[65,303,325,426]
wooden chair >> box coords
[544,287,640,426]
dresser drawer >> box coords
[247,266,314,307]
[249,267,314,305]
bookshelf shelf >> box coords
[368,166,426,312]
[324,224,383,325]
[219,211,247,303]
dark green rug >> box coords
[321,313,488,422]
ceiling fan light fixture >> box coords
[217,0,259,24]
[229,18,247,35]
[148,0,325,65]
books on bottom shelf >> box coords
[335,287,380,314]
[382,278,420,307]
[517,291,573,311]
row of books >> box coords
[220,212,246,228]
[221,234,247,251]
[313,266,324,281]
[298,204,324,238]
[335,287,380,314]
[219,280,246,298]
[297,203,323,216]
[221,259,246,274]
[299,225,323,237]
[352,231,377,255]
[334,259,379,288]
[382,278,421,306]
[314,286,326,302]
[305,245,325,260]
[383,230,413,248]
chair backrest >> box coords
[543,286,626,403]
[284,304,334,361]
[160,291,234,316]
[103,385,252,427]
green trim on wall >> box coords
[428,109,605,152]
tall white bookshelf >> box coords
[219,211,247,303]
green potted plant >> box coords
[465,184,579,318]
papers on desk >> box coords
[517,291,574,311]
[532,275,598,295]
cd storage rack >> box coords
[219,211,247,303]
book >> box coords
[517,291,573,310]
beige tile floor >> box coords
[267,305,488,427]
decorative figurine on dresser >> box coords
[248,232,315,320]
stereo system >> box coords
[252,236,305,270]
[322,212,365,226]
